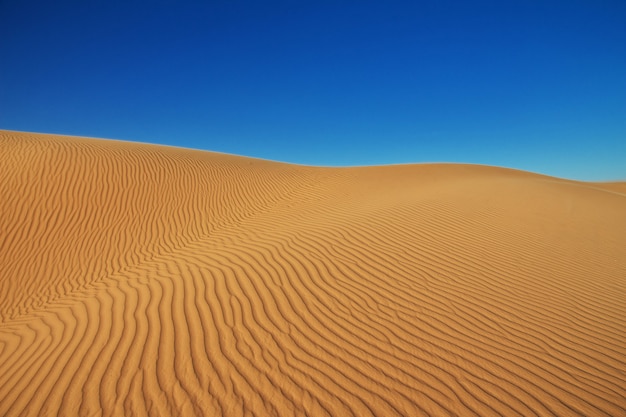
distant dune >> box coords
[1,130,625,417]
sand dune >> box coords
[1,130,625,417]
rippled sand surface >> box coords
[1,131,625,416]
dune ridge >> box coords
[1,130,625,416]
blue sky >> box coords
[1,0,625,181]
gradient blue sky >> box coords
[1,0,625,180]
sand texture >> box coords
[1,130,625,416]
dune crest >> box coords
[1,130,625,416]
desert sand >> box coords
[1,130,625,416]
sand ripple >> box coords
[1,131,625,416]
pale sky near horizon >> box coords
[1,0,625,181]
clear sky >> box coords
[1,0,625,181]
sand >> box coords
[1,130,625,416]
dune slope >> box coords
[1,130,625,416]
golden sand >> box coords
[1,130,625,416]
